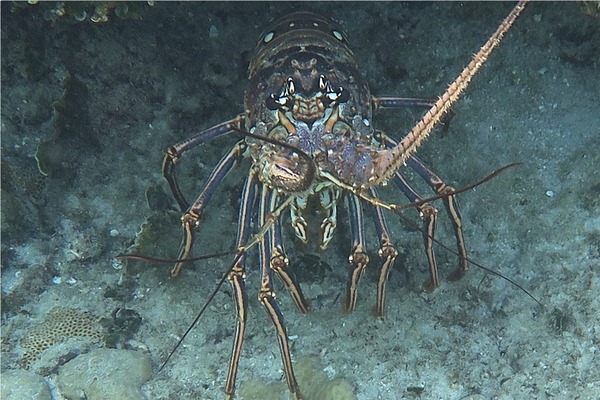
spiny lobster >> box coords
[142,2,529,398]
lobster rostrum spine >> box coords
[158,2,528,399]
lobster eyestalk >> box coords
[370,0,528,186]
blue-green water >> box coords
[2,2,599,399]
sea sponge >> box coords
[20,307,104,369]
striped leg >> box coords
[372,96,453,136]
[171,141,246,276]
[376,131,467,290]
[270,193,310,314]
[163,115,244,210]
[407,156,469,280]
[225,169,258,399]
[372,96,438,109]
[392,172,440,291]
[257,187,302,399]
[318,186,341,251]
[368,187,398,317]
[345,193,370,312]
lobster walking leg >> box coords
[345,193,370,312]
[163,115,245,210]
[171,141,246,276]
[372,96,439,110]
[372,96,454,135]
[256,187,302,399]
[376,131,467,290]
[318,186,341,251]
[225,169,258,399]
[270,200,310,314]
[391,172,440,290]
[368,187,398,317]
[407,156,469,280]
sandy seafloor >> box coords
[1,2,599,400]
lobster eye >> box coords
[319,75,327,91]
[321,82,349,107]
[286,77,296,95]
[266,78,298,111]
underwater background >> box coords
[1,2,599,399]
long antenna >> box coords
[158,251,245,372]
[372,1,528,184]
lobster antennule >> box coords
[371,0,528,185]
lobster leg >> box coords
[392,172,440,291]
[369,103,467,282]
[290,197,308,243]
[270,194,310,314]
[376,131,466,290]
[372,96,453,135]
[257,186,302,399]
[319,166,441,291]
[372,96,437,109]
[163,114,244,210]
[368,187,399,317]
[345,193,370,312]
[225,169,258,399]
[171,141,246,277]
[318,186,341,251]
[407,155,469,280]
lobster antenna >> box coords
[373,1,528,184]
[391,201,542,307]
[158,250,246,372]
[154,140,538,373]
[321,164,542,305]
[156,190,297,371]
[116,250,235,264]
[231,126,539,304]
